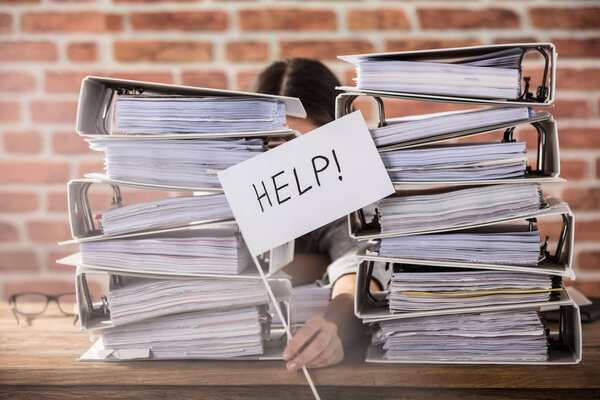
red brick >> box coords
[530,7,600,30]
[3,280,103,301]
[0,161,70,184]
[568,280,600,298]
[556,68,600,90]
[0,251,38,272]
[106,14,123,32]
[0,72,35,92]
[578,250,600,271]
[351,97,375,124]
[114,41,212,62]
[48,248,78,273]
[26,220,72,242]
[236,70,259,91]
[0,101,19,123]
[47,191,68,212]
[382,98,475,119]
[0,0,39,3]
[67,42,97,62]
[50,0,96,3]
[385,39,482,52]
[0,222,18,242]
[77,160,105,176]
[597,158,600,178]
[109,72,173,84]
[0,13,11,34]
[0,191,39,212]
[576,220,600,241]
[551,38,600,58]
[45,71,95,93]
[493,37,539,45]
[419,8,520,29]
[560,159,587,181]
[513,125,538,150]
[560,127,600,149]
[21,12,120,33]
[52,131,91,154]
[30,101,78,123]
[0,41,57,62]
[542,99,591,119]
[225,41,270,62]
[3,130,41,153]
[240,9,337,31]
[114,0,195,3]
[279,40,374,60]
[131,11,228,31]
[181,71,228,89]
[347,9,410,30]
[562,187,600,211]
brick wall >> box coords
[1,0,599,299]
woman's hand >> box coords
[282,315,344,371]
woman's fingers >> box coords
[306,335,342,368]
[286,329,333,372]
[308,340,344,369]
[282,319,321,361]
[283,315,339,372]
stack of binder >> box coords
[337,43,582,364]
[58,76,308,361]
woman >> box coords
[248,58,387,371]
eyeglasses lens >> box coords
[14,294,48,315]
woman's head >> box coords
[248,58,341,133]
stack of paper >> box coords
[271,284,331,325]
[380,142,527,182]
[351,49,523,99]
[337,44,580,365]
[371,107,533,147]
[100,194,232,235]
[101,307,266,359]
[106,278,270,325]
[379,183,544,234]
[66,77,302,361]
[372,311,548,362]
[388,268,556,312]
[88,138,264,188]
[80,235,245,275]
[115,96,286,134]
[377,228,541,265]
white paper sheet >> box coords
[219,111,394,255]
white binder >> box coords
[337,43,557,107]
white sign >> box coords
[218,111,394,256]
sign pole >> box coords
[249,252,321,400]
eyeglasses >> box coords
[8,292,77,324]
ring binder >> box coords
[59,224,295,279]
[77,76,306,138]
[337,43,557,107]
[74,266,293,331]
[364,302,581,365]
[65,178,234,240]
[350,196,572,238]
[358,212,574,279]
[354,260,572,323]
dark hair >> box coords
[248,58,341,126]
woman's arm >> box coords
[282,273,380,371]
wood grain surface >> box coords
[1,303,599,399]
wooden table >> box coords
[1,304,599,400]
